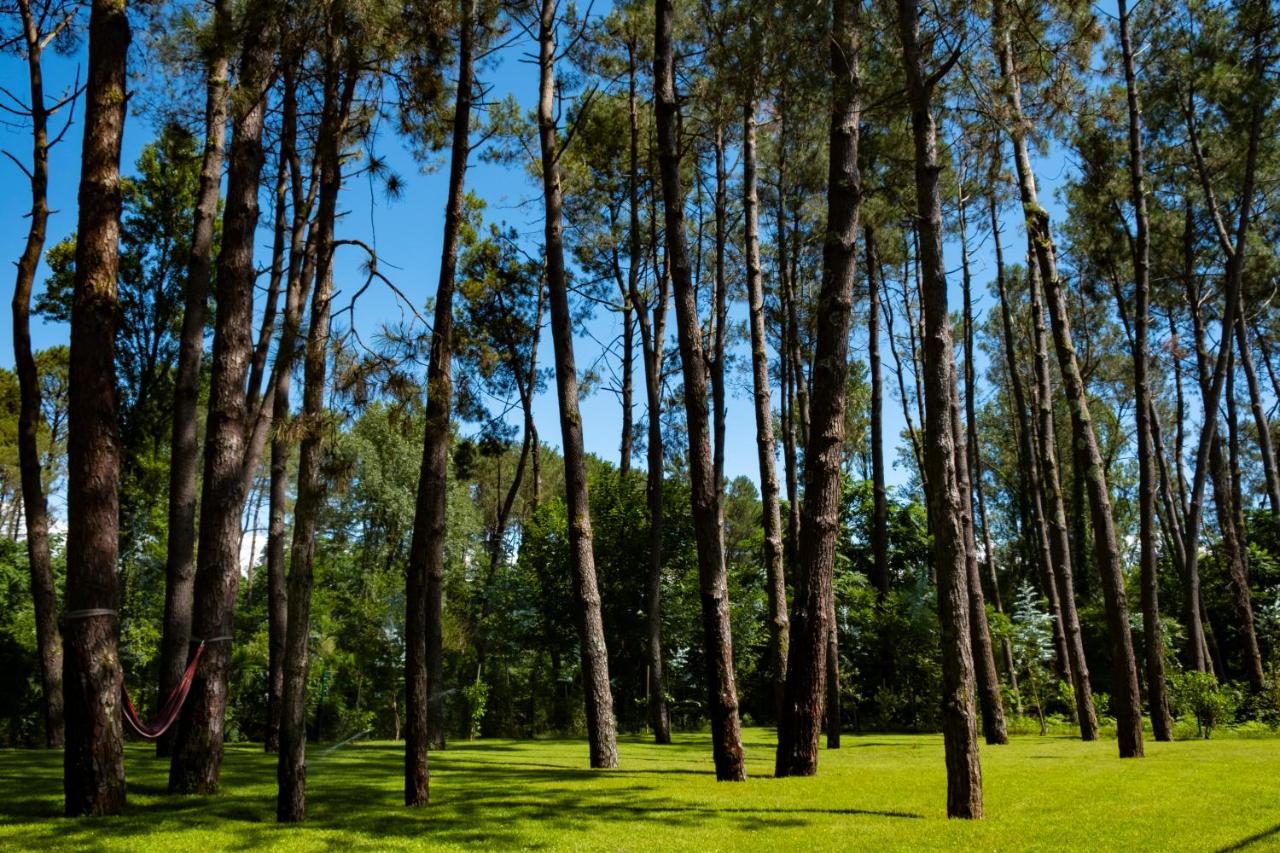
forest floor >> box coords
[2,726,1279,851]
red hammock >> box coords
[122,641,207,740]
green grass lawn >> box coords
[3,727,1279,851]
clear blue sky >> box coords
[0,6,1082,504]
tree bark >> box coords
[1117,0,1172,742]
[896,0,983,815]
[655,0,743,782]
[169,1,275,792]
[63,0,130,816]
[12,0,64,750]
[539,0,618,769]
[743,96,789,722]
[775,0,860,781]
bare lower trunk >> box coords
[12,0,64,750]
[655,0,743,781]
[63,0,130,816]
[169,2,275,792]
[540,0,618,769]
[776,0,860,781]
[898,0,983,815]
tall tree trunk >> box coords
[1178,69,1263,674]
[956,195,1008,746]
[655,0,744,782]
[539,0,618,769]
[627,36,671,745]
[159,0,230,757]
[995,0,1140,757]
[775,0,860,781]
[897,0,983,815]
[63,0,129,816]
[264,59,313,756]
[990,201,1078,705]
[744,95,789,722]
[866,229,890,600]
[12,0,64,750]
[169,2,275,792]
[711,124,728,497]
[276,45,354,822]
[405,0,479,803]
[1117,0,1172,742]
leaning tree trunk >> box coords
[775,0,860,781]
[1225,367,1264,690]
[1234,313,1280,520]
[12,0,64,750]
[538,0,618,769]
[63,0,130,817]
[744,94,789,722]
[405,0,479,803]
[169,1,275,793]
[1117,0,1172,741]
[158,0,229,758]
[994,0,1139,756]
[897,0,983,816]
[950,366,1008,746]
[655,0,744,782]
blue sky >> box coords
[0,6,1082,504]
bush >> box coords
[1168,671,1239,739]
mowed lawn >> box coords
[3,727,1279,851]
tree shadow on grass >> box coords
[1216,823,1280,852]
[0,739,923,849]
